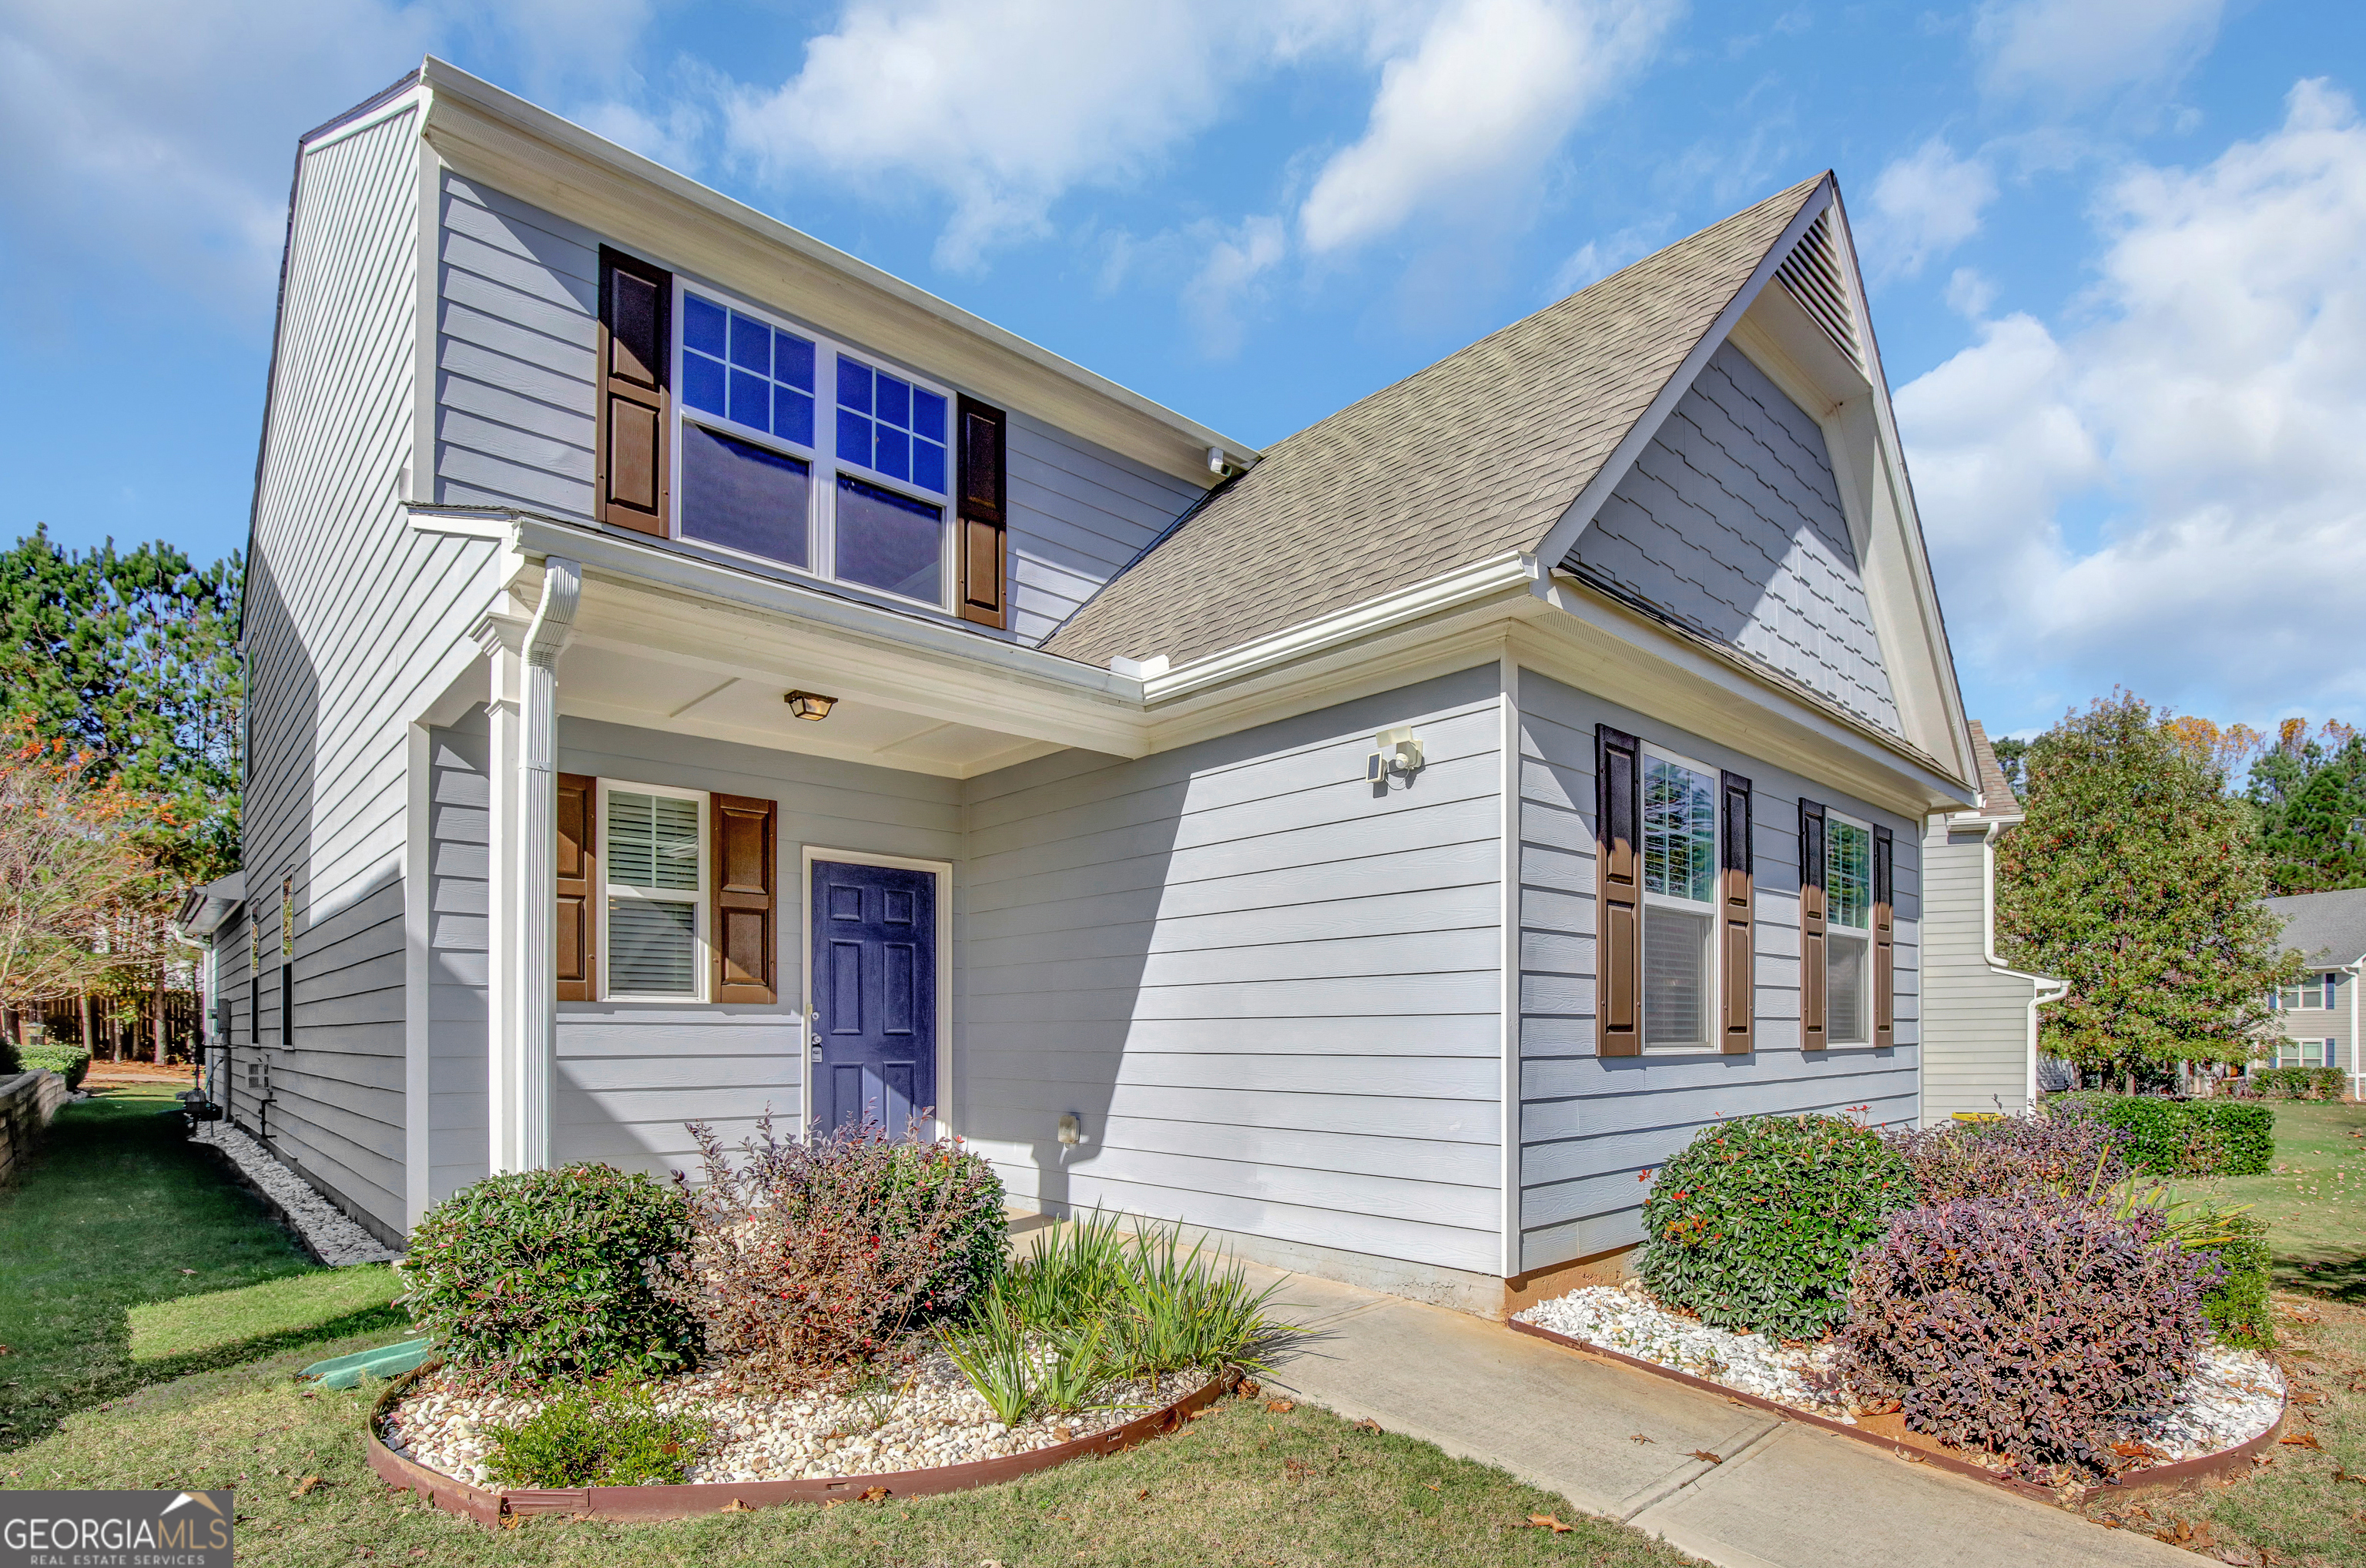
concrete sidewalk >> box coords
[1252,1267,2198,1568]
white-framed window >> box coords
[1640,749,1719,1050]
[672,281,955,612]
[1825,811,1874,1046]
[602,782,708,1000]
[2275,1037,2332,1068]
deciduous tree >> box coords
[1997,693,2300,1088]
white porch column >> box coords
[478,558,581,1174]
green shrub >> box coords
[2252,1066,2348,1101]
[1635,1114,1917,1342]
[2048,1093,2273,1176]
[402,1164,699,1387]
[19,1042,91,1090]
[2196,1211,2274,1350]
[483,1377,707,1488]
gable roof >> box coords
[1966,721,2021,817]
[2265,889,2366,968]
[1043,175,1825,669]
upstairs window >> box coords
[605,785,705,1000]
[1825,815,1872,1044]
[673,284,953,611]
[1641,752,1718,1050]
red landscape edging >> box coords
[365,1362,1235,1524]
[1505,1317,2286,1506]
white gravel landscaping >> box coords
[381,1345,1211,1487]
[1515,1282,2284,1463]
[193,1121,400,1267]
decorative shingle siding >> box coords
[1513,670,1920,1272]
[1569,343,1902,735]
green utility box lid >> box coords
[300,1337,436,1389]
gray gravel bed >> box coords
[193,1121,400,1267]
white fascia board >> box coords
[1140,552,1542,704]
[1528,569,1977,815]
[414,58,1257,487]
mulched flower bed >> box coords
[382,1342,1213,1487]
[1516,1282,2284,1467]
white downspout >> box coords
[2351,960,2362,1103]
[1972,814,2066,1110]
[515,559,581,1171]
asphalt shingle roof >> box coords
[1044,175,1825,670]
[2264,889,2366,967]
[1967,720,2019,817]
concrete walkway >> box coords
[1252,1268,2198,1568]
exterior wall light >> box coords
[783,690,837,721]
[1368,725,1424,783]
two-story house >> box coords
[189,59,1991,1315]
[2262,888,2366,1097]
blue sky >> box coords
[3,0,2361,739]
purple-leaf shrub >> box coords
[1884,1113,2130,1205]
[1836,1196,2215,1482]
[663,1114,1004,1392]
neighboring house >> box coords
[1916,721,2064,1120]
[2260,888,2366,1097]
[188,59,1996,1315]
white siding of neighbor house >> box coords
[241,101,508,1241]
[545,718,963,1181]
[1919,819,2044,1121]
[1568,342,1902,737]
[1513,669,1921,1273]
[431,172,1202,648]
[957,668,1506,1277]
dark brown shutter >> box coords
[712,794,778,1004]
[1720,771,1754,1054]
[1596,725,1643,1057]
[956,396,1008,629]
[556,773,597,1002]
[1872,823,1895,1050]
[1799,799,1828,1051]
[595,246,671,538]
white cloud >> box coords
[1973,0,2223,107]
[1865,138,1998,277]
[1182,216,1289,357]
[1298,0,1676,254]
[1550,223,1661,297]
[0,0,435,317]
[1902,80,2366,719]
[1943,266,1997,318]
[724,0,1371,270]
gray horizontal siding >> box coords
[960,666,1503,1275]
[1514,668,1921,1271]
[1569,341,1902,735]
[548,718,962,1180]
[427,721,491,1204]
[243,102,508,1242]
[1917,823,2046,1121]
[434,173,598,519]
[1004,412,1201,647]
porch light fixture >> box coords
[783,690,837,721]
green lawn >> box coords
[2190,1099,2366,1302]
[2,1080,1695,1567]
[0,1082,405,1448]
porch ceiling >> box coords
[554,638,1061,779]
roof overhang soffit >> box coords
[1527,176,1978,793]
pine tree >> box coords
[2251,735,2366,894]
[1997,693,2300,1087]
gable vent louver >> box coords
[1774,209,1864,372]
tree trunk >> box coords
[2123,1069,2136,1096]
[79,993,95,1057]
[152,971,166,1066]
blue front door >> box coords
[811,859,937,1134]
